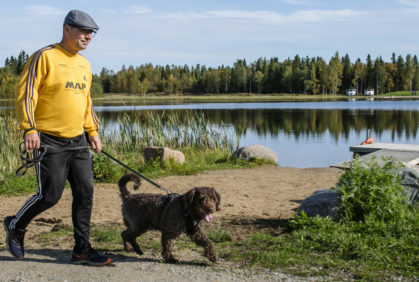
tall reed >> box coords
[101,111,234,155]
[1,111,235,174]
[0,114,21,173]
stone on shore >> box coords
[298,189,341,219]
[144,147,185,164]
[233,144,278,163]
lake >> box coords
[3,99,419,168]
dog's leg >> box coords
[121,229,144,255]
[161,233,178,263]
[189,228,217,262]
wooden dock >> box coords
[332,143,419,169]
[350,143,419,155]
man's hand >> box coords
[24,132,40,151]
[89,135,102,153]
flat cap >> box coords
[64,10,99,31]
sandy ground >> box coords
[0,166,343,281]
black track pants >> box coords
[9,133,94,247]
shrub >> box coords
[337,157,408,223]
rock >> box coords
[144,147,185,165]
[298,189,341,219]
[233,144,278,163]
[399,168,419,206]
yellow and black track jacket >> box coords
[16,43,100,138]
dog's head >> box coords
[182,187,221,223]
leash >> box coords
[101,150,172,195]
[16,129,172,194]
[16,129,89,176]
[83,131,172,194]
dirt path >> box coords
[0,166,342,281]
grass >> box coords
[216,158,418,280]
[0,174,38,196]
[37,156,418,280]
[84,157,416,280]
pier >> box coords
[332,143,419,169]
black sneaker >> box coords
[71,246,111,266]
[3,216,26,259]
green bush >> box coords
[287,157,419,277]
[337,157,407,222]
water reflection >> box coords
[97,107,419,142]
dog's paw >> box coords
[208,254,217,263]
[205,249,217,262]
[123,242,134,252]
[134,249,144,256]
[164,256,179,264]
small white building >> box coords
[364,87,374,96]
[346,88,357,96]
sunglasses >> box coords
[69,24,97,37]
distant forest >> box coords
[1,50,419,98]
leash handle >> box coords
[101,150,172,194]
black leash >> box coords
[16,142,47,176]
[16,130,172,194]
[100,150,172,195]
[16,128,89,176]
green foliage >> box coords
[92,152,123,182]
[90,80,104,98]
[0,66,19,99]
[215,158,419,279]
[338,157,407,222]
[0,114,21,173]
[2,51,419,95]
[208,229,232,243]
[0,173,38,196]
[282,158,419,278]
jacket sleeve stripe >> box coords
[24,45,55,128]
[90,103,100,131]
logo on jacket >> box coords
[66,81,86,90]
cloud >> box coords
[23,5,64,16]
[282,0,323,6]
[290,9,364,22]
[397,0,419,7]
[153,9,363,24]
[123,5,152,15]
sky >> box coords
[1,0,419,74]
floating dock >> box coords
[331,143,419,169]
[350,143,419,155]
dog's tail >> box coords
[118,173,141,199]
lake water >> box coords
[3,99,419,168]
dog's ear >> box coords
[183,188,196,209]
[213,188,221,211]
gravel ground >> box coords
[0,249,337,281]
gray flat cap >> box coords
[64,10,99,31]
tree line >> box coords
[1,50,419,98]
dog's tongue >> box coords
[204,214,213,223]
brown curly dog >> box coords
[118,173,221,263]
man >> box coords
[3,10,111,266]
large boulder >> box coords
[298,189,341,219]
[144,147,185,165]
[233,144,278,163]
[400,168,419,206]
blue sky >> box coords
[1,0,419,74]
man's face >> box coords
[65,24,95,51]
